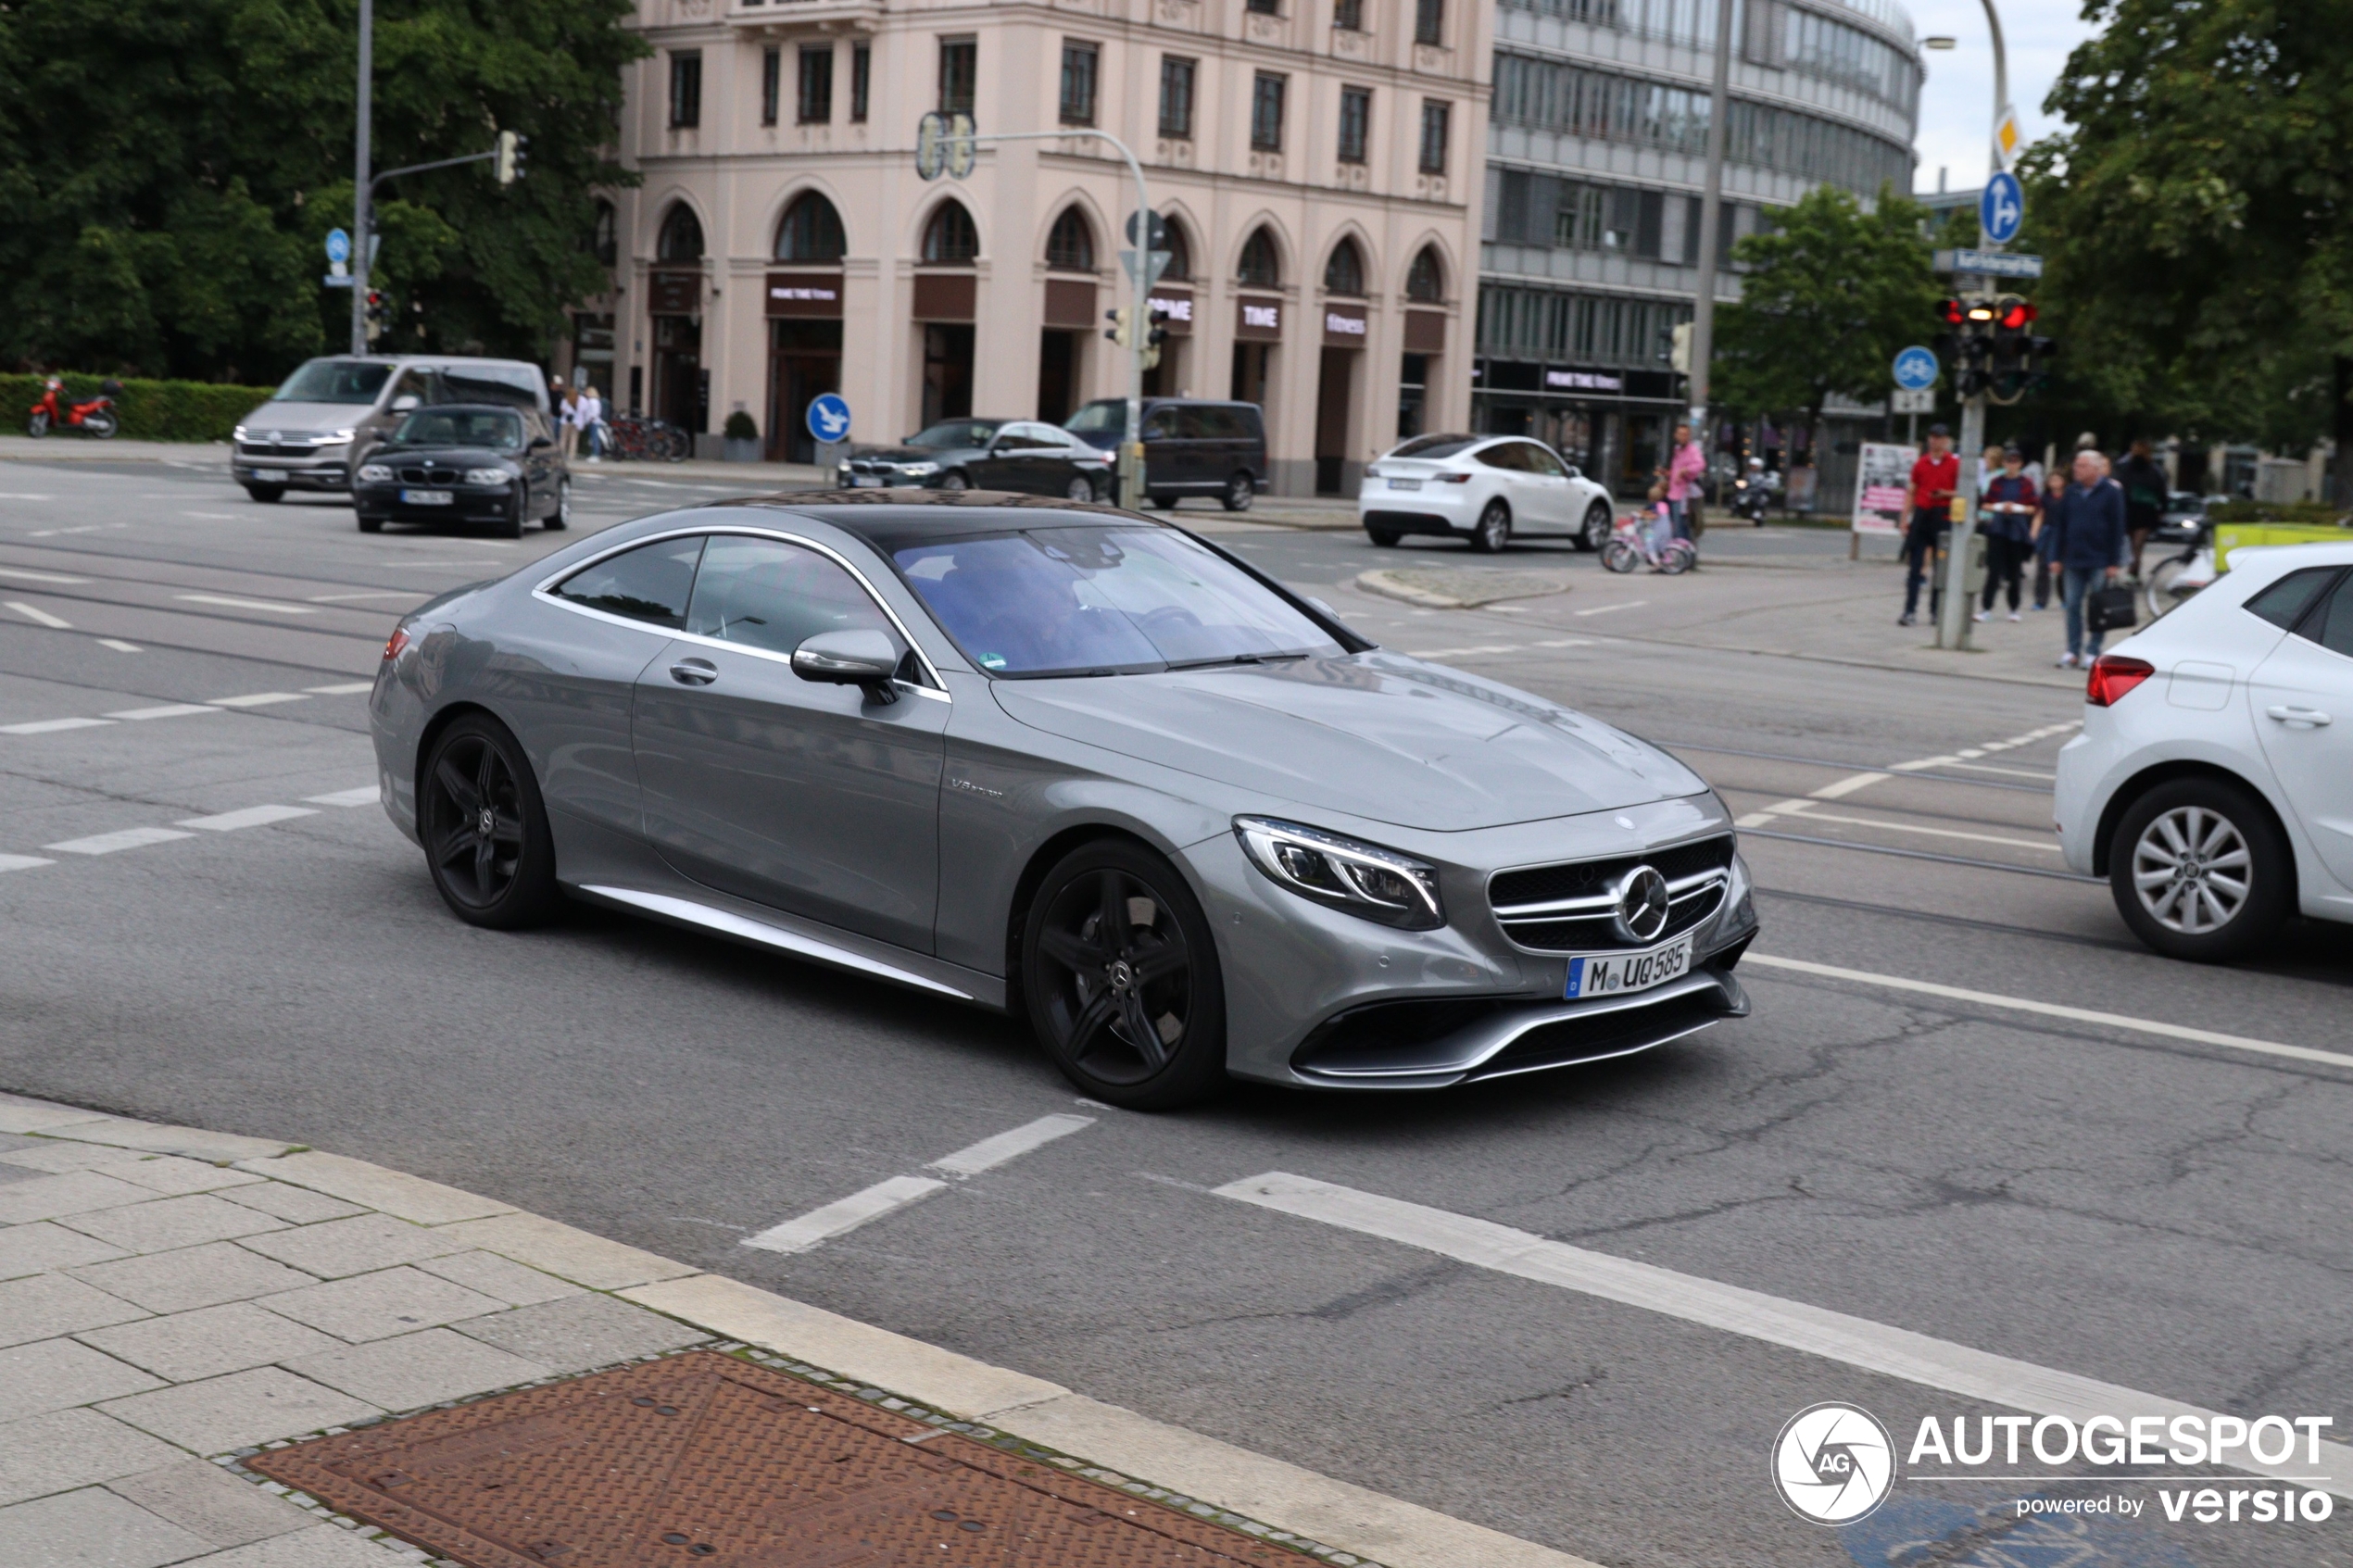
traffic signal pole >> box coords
[1933,0,2011,654]
[1681,0,1737,433]
[350,0,371,354]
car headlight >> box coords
[233,425,249,442]
[328,428,356,443]
[901,461,939,476]
[357,463,393,483]
[462,468,511,486]
[1234,816,1444,930]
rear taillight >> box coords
[383,627,410,661]
[2085,654,2154,707]
[1437,470,1474,483]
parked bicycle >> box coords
[1601,510,1696,575]
[2144,514,2218,621]
[603,416,689,462]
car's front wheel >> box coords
[245,484,284,504]
[1021,839,1227,1110]
[1576,499,1613,552]
[356,514,383,533]
[1366,525,1402,547]
[2108,777,2291,961]
[1065,475,1097,503]
[938,470,970,492]
[418,715,560,929]
[547,478,571,530]
[1471,499,1512,553]
[1221,471,1254,512]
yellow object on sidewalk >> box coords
[2213,522,2353,570]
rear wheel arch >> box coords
[414,701,511,808]
[2092,759,2296,895]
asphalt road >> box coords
[1,458,2347,1568]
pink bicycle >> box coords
[1600,511,1696,574]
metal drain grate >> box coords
[246,1349,1292,1566]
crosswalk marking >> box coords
[0,717,111,735]
[5,600,71,629]
[742,1113,1097,1257]
[305,786,382,808]
[207,693,307,709]
[177,805,318,832]
[106,705,218,721]
[44,826,196,856]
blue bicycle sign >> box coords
[1892,346,1938,392]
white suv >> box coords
[2056,542,2353,960]
[1359,433,1617,553]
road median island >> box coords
[0,1090,1598,1568]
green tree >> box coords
[2027,0,2353,489]
[1712,184,1940,453]
[0,0,644,382]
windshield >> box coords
[907,420,1001,449]
[1387,434,1478,460]
[893,526,1340,678]
[439,364,543,409]
[274,360,393,406]
[392,409,523,449]
[1061,401,1125,434]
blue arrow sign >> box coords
[325,228,351,265]
[1892,346,1939,392]
[806,392,851,444]
[1980,172,2024,247]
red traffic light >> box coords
[1935,298,1966,325]
[1998,300,2037,332]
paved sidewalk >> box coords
[0,1092,1590,1568]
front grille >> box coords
[240,443,323,459]
[396,466,464,485]
[1489,834,1734,954]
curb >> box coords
[1354,568,1575,609]
[1,1094,1598,1568]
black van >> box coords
[1062,398,1268,511]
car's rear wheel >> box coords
[418,715,560,929]
[1221,471,1254,512]
[938,470,970,492]
[1065,475,1096,503]
[1576,500,1612,552]
[1022,840,1227,1110]
[2108,778,2290,961]
[1471,499,1511,553]
[1146,492,1174,509]
[245,484,284,504]
[1366,525,1402,547]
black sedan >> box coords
[352,404,570,537]
[837,419,1112,501]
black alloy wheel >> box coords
[1577,500,1613,552]
[356,514,384,533]
[497,499,525,540]
[547,477,572,530]
[1471,499,1512,553]
[1221,471,1254,512]
[1022,841,1227,1110]
[419,715,560,928]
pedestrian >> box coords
[1976,445,2038,622]
[2046,447,2129,668]
[2032,469,2067,609]
[1978,442,2004,499]
[2116,438,2167,579]
[556,383,581,459]
[1900,423,1958,627]
[575,380,604,461]
[1663,421,1705,541]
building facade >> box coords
[595,0,1489,495]
[1473,0,1921,493]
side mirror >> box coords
[791,629,902,703]
[1564,467,1581,481]
[390,395,420,413]
[529,435,553,451]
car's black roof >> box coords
[725,492,1141,552]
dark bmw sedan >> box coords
[352,404,570,537]
[837,419,1112,500]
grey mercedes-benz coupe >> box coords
[369,492,1755,1108]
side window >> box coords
[684,536,898,658]
[2301,573,2353,658]
[1143,408,1182,440]
[2245,568,2343,632]
[553,536,705,628]
[1520,443,1567,478]
[1476,443,1525,471]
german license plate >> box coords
[1387,477,1422,491]
[1566,934,1692,999]
[252,469,286,483]
[850,475,886,488]
[399,489,453,506]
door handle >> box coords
[2266,705,2332,727]
[669,659,718,686]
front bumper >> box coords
[353,482,521,525]
[234,451,351,491]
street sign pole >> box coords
[1681,0,1737,436]
[350,0,372,354]
[1934,0,2011,654]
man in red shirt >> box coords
[1901,423,1958,627]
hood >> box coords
[244,402,371,437]
[991,653,1706,832]
[368,445,521,468]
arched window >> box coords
[1046,207,1094,271]
[1405,245,1444,302]
[1237,226,1281,287]
[775,193,846,262]
[1323,237,1365,296]
[922,201,979,264]
[657,204,704,262]
[1158,218,1192,281]
[592,201,618,268]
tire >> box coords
[1147,492,1175,509]
[938,470,970,493]
[497,504,524,540]
[2108,777,2291,961]
[84,410,118,439]
[1470,499,1511,553]
[417,714,561,930]
[1575,500,1612,553]
[1220,471,1254,512]
[1020,839,1227,1110]
[1065,475,1097,503]
[1366,526,1402,547]
[1660,541,1697,575]
[356,515,383,533]
[1600,538,1641,574]
[26,412,47,437]
[546,478,571,531]
[244,484,285,504]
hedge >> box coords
[2,373,277,444]
[2207,498,2348,527]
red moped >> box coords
[28,378,120,439]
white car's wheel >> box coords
[2108,779,2290,961]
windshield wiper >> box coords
[1163,651,1311,671]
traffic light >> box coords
[1142,308,1171,370]
[495,131,528,186]
[1103,306,1135,350]
[363,290,389,343]
[1934,298,1966,327]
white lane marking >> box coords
[1574,600,1645,616]
[742,1113,1099,1256]
[0,494,57,501]
[1733,811,1775,828]
[5,601,71,629]
[0,717,113,735]
[304,682,376,695]
[1939,761,2057,781]
[1809,771,1892,800]
[925,1113,1095,1177]
[1406,644,1519,658]
[99,640,142,653]
[1754,798,2060,853]
[0,855,54,872]
[176,805,318,832]
[740,1175,949,1255]
[208,693,307,709]
[1213,1172,2353,1499]
[173,594,320,615]
[0,567,87,583]
[44,826,195,855]
[182,512,238,521]
[306,591,422,603]
[1533,637,1593,648]
[106,705,219,721]
[1742,954,2353,1072]
[304,786,382,808]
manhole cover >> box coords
[247,1350,1287,1566]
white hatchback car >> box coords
[1359,433,1617,553]
[2056,541,2353,960]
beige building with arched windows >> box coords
[592,0,1487,496]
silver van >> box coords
[231,356,550,503]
